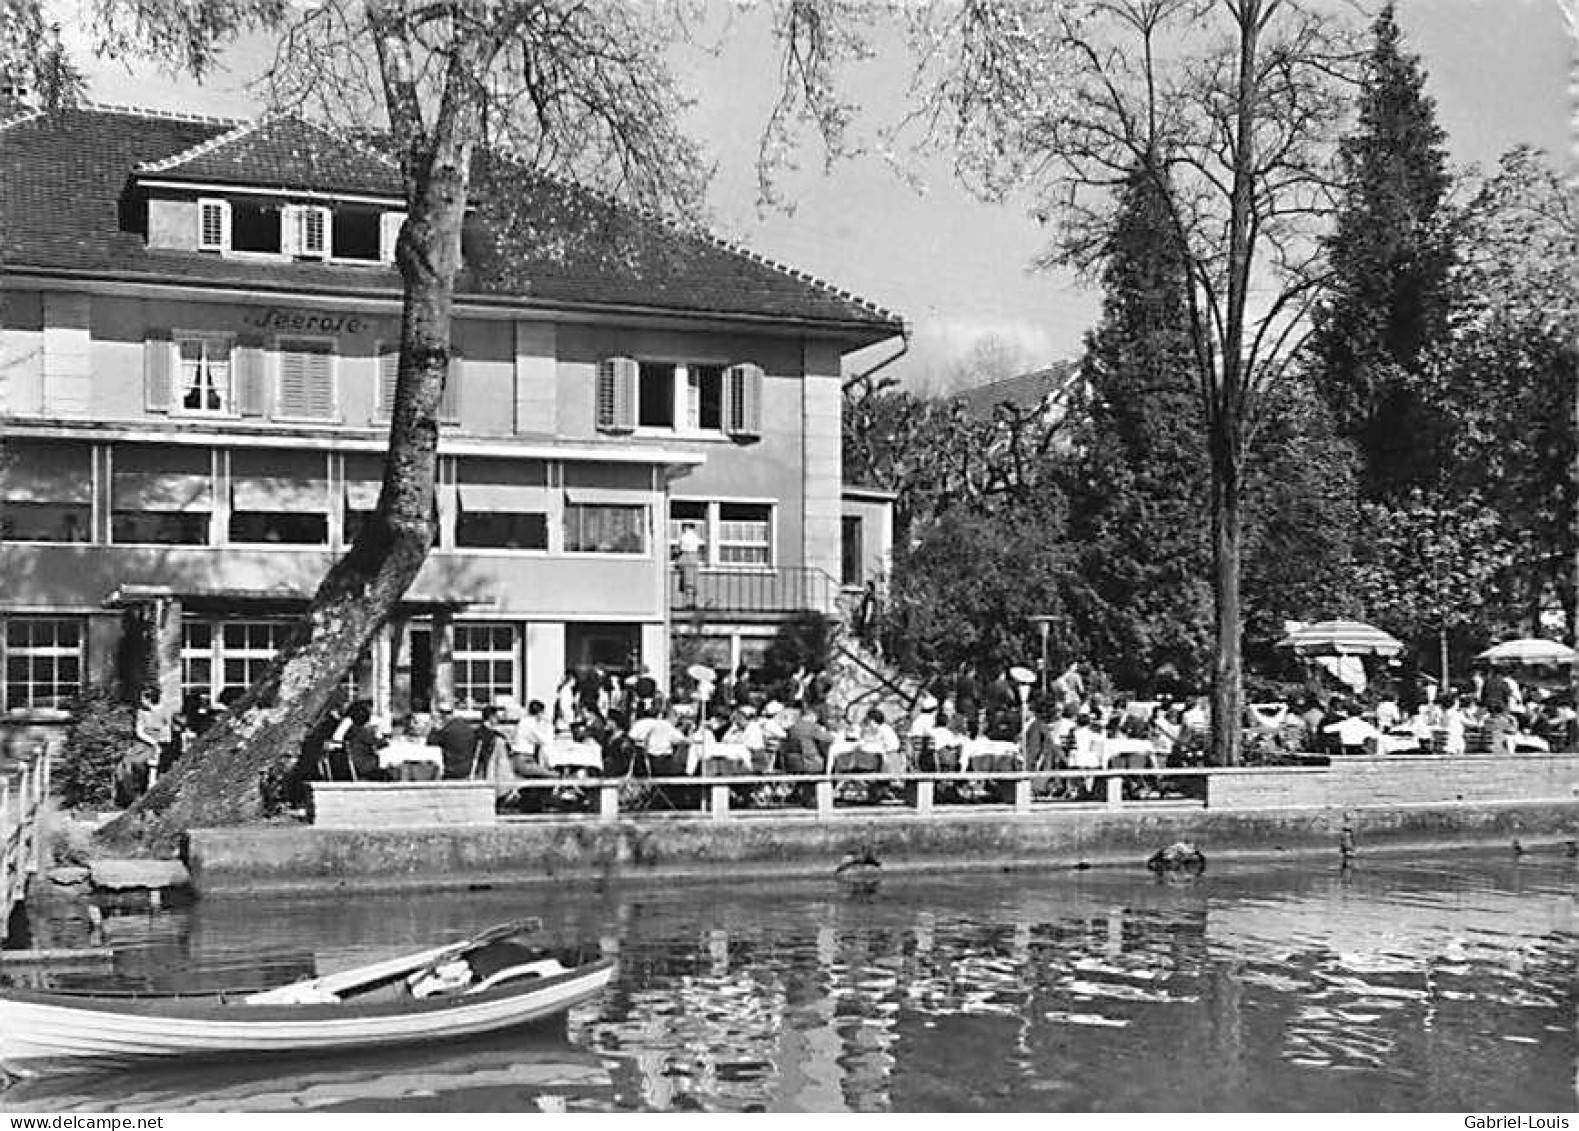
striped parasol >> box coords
[1276,620,1403,658]
[1476,638,1577,667]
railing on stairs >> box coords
[2,745,50,942]
[832,638,923,726]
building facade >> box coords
[0,106,901,743]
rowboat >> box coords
[0,919,615,1074]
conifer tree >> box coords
[1309,3,1455,500]
[1067,158,1211,692]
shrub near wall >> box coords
[56,689,134,809]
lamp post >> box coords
[1029,615,1058,698]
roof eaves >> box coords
[0,107,45,133]
[490,148,902,327]
[84,101,246,128]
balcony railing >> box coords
[670,566,840,620]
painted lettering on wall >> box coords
[243,308,369,335]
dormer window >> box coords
[332,206,383,262]
[232,199,283,254]
[192,195,403,264]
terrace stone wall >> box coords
[1207,754,1579,810]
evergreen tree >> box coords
[1065,157,1213,692]
[1309,3,1455,500]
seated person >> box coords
[511,699,555,772]
[627,708,686,775]
[721,707,768,772]
[342,702,384,781]
[428,702,478,780]
[856,707,903,775]
[783,704,834,774]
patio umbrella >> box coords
[1276,620,1403,658]
[1476,638,1577,667]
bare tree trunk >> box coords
[100,91,476,854]
[1209,415,1244,766]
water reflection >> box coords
[6,852,1575,1112]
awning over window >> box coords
[344,480,382,511]
[2,441,91,504]
[232,476,327,513]
[112,472,212,511]
[460,484,551,513]
[564,489,648,507]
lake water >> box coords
[4,848,1575,1112]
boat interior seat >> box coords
[468,957,569,994]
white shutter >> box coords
[725,363,763,437]
[296,205,329,259]
[596,356,638,433]
[278,344,336,420]
[377,350,399,418]
[197,199,229,251]
[380,211,407,262]
[143,336,174,412]
[236,337,268,417]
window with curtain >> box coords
[3,617,82,711]
[177,336,232,414]
[565,503,646,554]
[717,502,772,567]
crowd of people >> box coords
[113,654,1577,812]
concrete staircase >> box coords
[824,632,925,729]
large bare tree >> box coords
[896,0,1359,763]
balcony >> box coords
[670,566,840,622]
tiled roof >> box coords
[137,114,403,198]
[0,106,902,338]
[953,361,1081,419]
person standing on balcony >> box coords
[676,522,703,602]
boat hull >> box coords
[0,959,615,1073]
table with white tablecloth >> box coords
[377,739,444,780]
[688,740,754,776]
[543,739,604,773]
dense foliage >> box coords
[55,689,133,810]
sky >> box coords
[67,0,1574,392]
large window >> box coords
[229,450,328,545]
[565,504,646,554]
[452,624,516,708]
[717,503,772,567]
[668,499,774,569]
[111,445,212,545]
[3,617,82,711]
[182,620,289,706]
[177,336,232,414]
[456,458,549,551]
[1,441,91,543]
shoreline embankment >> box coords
[185,798,1579,895]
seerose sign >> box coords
[244,307,370,336]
